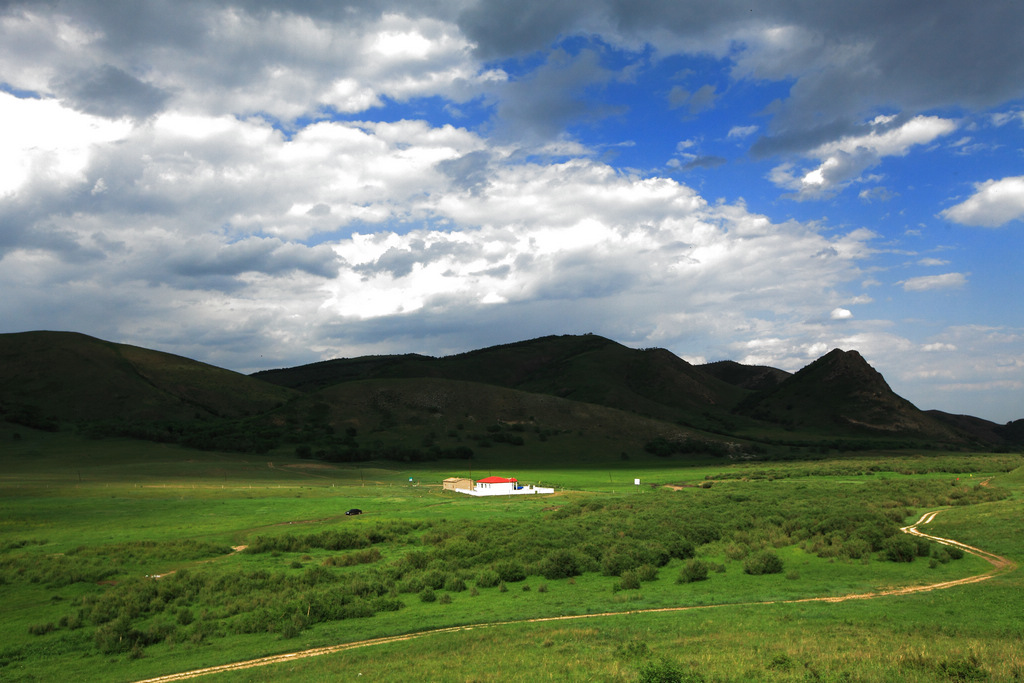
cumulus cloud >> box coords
[940,176,1024,227]
[1,0,1022,421]
[0,93,878,369]
[0,6,499,122]
[769,115,957,199]
[0,91,131,196]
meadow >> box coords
[1,422,1022,682]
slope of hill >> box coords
[282,375,702,448]
[925,411,1024,449]
[699,360,791,392]
[3,331,1017,451]
[0,331,296,423]
[735,349,967,442]
[255,334,748,427]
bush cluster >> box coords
[11,471,1002,659]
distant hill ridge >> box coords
[2,330,1021,448]
[0,330,295,423]
[734,349,965,441]
[254,333,746,426]
[699,360,790,392]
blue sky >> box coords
[1,1,1022,422]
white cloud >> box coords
[769,115,957,199]
[1,2,1022,423]
[0,96,878,373]
[990,111,1024,127]
[727,125,759,139]
[922,342,957,352]
[0,92,131,195]
[858,186,896,203]
[900,272,968,292]
[940,175,1024,227]
[0,9,499,123]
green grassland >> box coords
[1,422,1022,682]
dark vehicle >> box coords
[345,508,362,515]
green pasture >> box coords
[1,425,1022,682]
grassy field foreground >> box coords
[1,426,1022,682]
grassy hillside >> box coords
[700,359,790,392]
[269,375,762,465]
[0,425,1020,682]
[256,334,749,431]
[3,331,1017,454]
[735,349,971,445]
[0,331,296,424]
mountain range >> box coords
[2,330,1021,454]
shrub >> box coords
[743,550,783,575]
[27,622,55,636]
[666,538,695,560]
[418,588,437,603]
[494,560,526,583]
[443,575,467,592]
[677,559,709,584]
[476,569,501,588]
[540,549,583,580]
[638,657,705,683]
[724,543,749,561]
[636,564,659,582]
[618,638,651,659]
[619,570,641,591]
[937,653,987,681]
[883,536,916,563]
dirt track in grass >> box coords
[135,508,1017,682]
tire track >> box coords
[135,508,1016,683]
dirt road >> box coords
[135,508,1016,683]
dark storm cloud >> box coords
[493,48,624,140]
[456,0,591,59]
[10,0,1023,150]
[459,0,1024,152]
[315,296,610,360]
[55,65,169,119]
[167,237,339,280]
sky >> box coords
[1,1,1022,423]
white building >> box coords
[455,476,554,496]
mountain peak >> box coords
[737,348,960,440]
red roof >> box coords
[476,476,517,484]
